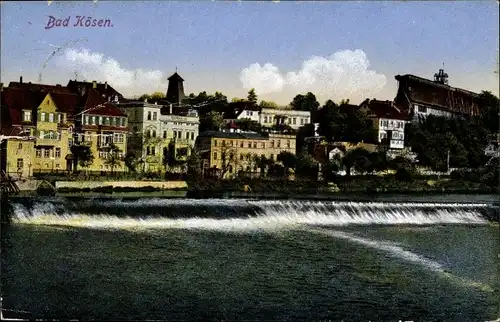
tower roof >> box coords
[168,72,184,82]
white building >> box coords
[116,101,199,172]
[359,99,409,150]
[223,102,311,130]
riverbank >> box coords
[187,177,496,195]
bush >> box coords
[395,168,414,182]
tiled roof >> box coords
[83,102,127,117]
[395,74,481,115]
[8,81,75,95]
[361,99,410,121]
[167,72,184,82]
[198,130,267,140]
[1,87,45,125]
[67,80,124,99]
[49,92,78,115]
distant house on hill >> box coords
[394,68,481,119]
[67,80,124,103]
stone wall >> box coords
[55,180,187,190]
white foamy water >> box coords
[11,199,488,231]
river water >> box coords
[1,194,499,321]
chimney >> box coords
[20,76,23,84]
[92,81,97,89]
[105,81,108,89]
[169,103,173,115]
[0,83,3,92]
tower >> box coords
[433,65,449,85]
[165,70,186,105]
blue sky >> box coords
[1,1,498,105]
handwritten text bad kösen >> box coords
[45,16,113,29]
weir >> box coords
[6,198,497,231]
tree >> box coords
[254,155,273,177]
[124,153,138,172]
[290,92,320,121]
[234,119,262,132]
[138,92,165,102]
[186,148,203,180]
[342,147,371,178]
[104,143,122,174]
[277,151,297,175]
[247,88,258,106]
[200,111,224,132]
[259,100,279,109]
[296,152,319,179]
[219,143,238,178]
[70,145,94,173]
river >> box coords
[1,194,499,321]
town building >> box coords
[394,68,482,119]
[195,129,296,178]
[358,99,410,149]
[67,80,124,102]
[223,102,312,131]
[115,71,200,173]
[0,86,77,174]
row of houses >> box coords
[0,67,487,179]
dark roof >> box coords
[167,72,184,82]
[8,81,74,95]
[67,80,124,100]
[84,102,127,117]
[395,74,480,115]
[338,103,361,112]
[48,92,78,115]
[1,88,45,126]
[361,99,410,120]
[82,125,128,132]
[198,130,267,140]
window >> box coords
[121,118,125,127]
[213,152,218,160]
[151,147,156,155]
[222,140,226,146]
[48,131,54,139]
[98,116,103,125]
[287,140,291,148]
[112,117,116,126]
[39,130,45,139]
[253,142,257,148]
[240,142,244,148]
[264,116,268,123]
[49,113,54,122]
[55,148,61,158]
[191,132,194,140]
[153,112,157,121]
[185,132,189,140]
[146,146,151,155]
[56,131,61,141]
[36,149,42,158]
[152,130,156,138]
[173,131,177,139]
[292,118,296,125]
[147,111,152,120]
[44,149,50,158]
[58,113,62,123]
[247,142,251,148]
[17,158,23,169]
[18,143,22,150]
[163,131,167,139]
[104,117,110,125]
[214,140,217,147]
[261,143,265,148]
[300,118,304,125]
[99,151,108,159]
[23,111,31,122]
[178,131,182,139]
[277,140,281,148]
[271,141,275,148]
[40,112,46,122]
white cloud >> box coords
[239,49,387,102]
[58,48,166,96]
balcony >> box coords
[145,155,160,164]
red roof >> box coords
[361,99,410,121]
[395,74,480,115]
[49,92,78,115]
[84,102,126,117]
[1,88,44,126]
[67,80,123,100]
[9,81,75,95]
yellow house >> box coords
[195,130,297,178]
[33,92,76,172]
[74,103,128,173]
[0,137,36,178]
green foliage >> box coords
[185,91,229,116]
[234,119,262,132]
[200,111,224,132]
[317,100,376,144]
[247,88,258,106]
[104,143,122,174]
[405,114,490,170]
[70,145,94,172]
[259,100,279,109]
[296,152,319,178]
[186,149,203,180]
[124,153,138,172]
[290,92,320,121]
[277,151,297,171]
